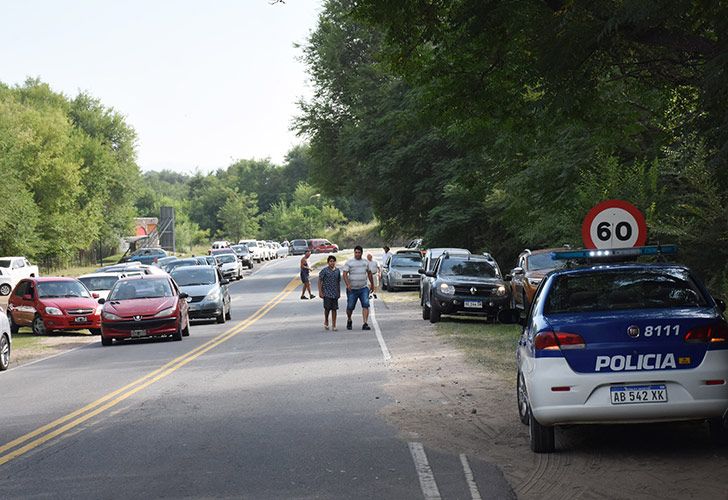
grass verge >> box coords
[435,318,521,379]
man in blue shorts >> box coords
[342,245,375,330]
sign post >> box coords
[582,200,647,249]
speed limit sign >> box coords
[582,200,647,249]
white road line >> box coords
[460,453,483,500]
[408,442,442,500]
[7,342,92,371]
[369,299,391,361]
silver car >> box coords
[382,253,423,291]
[170,266,231,324]
[1,306,11,371]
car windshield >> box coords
[171,267,216,286]
[79,276,119,291]
[0,259,11,268]
[38,281,91,298]
[391,255,422,268]
[545,269,708,314]
[232,246,249,254]
[166,260,197,270]
[528,253,567,271]
[440,259,497,278]
[292,240,307,246]
[217,255,236,264]
[108,279,174,300]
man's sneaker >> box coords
[362,323,371,331]
[346,320,353,330]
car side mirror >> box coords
[98,298,106,304]
[417,268,425,274]
[221,279,229,285]
[92,292,100,299]
[23,294,32,301]
[179,292,189,299]
[512,267,524,275]
[716,298,726,313]
[498,309,522,325]
[425,270,436,278]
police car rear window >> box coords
[544,269,708,313]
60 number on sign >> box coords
[582,200,647,249]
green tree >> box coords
[217,191,260,242]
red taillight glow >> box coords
[705,380,725,386]
[534,331,586,351]
[684,322,728,343]
[551,386,571,392]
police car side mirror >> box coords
[716,298,726,313]
[417,268,425,274]
[425,270,436,278]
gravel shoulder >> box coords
[375,292,728,500]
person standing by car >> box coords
[318,255,341,331]
[380,246,394,281]
[342,246,375,330]
[300,250,314,299]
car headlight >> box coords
[102,310,122,320]
[154,307,175,318]
[391,271,402,280]
[527,278,542,286]
[204,289,221,302]
[495,285,507,296]
[45,306,63,316]
[439,283,455,295]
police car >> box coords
[510,246,728,452]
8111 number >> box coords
[643,325,680,337]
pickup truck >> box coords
[0,257,40,296]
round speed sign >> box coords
[582,200,647,249]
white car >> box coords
[0,306,11,371]
[274,242,288,259]
[0,256,40,296]
[258,241,272,261]
[239,240,264,263]
[215,254,243,281]
[511,247,728,453]
[78,272,143,301]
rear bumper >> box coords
[526,352,728,425]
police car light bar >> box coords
[550,245,678,261]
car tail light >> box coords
[534,331,586,351]
[684,322,728,343]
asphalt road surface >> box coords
[0,256,513,499]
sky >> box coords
[0,0,323,173]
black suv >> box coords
[420,253,509,323]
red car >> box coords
[6,277,101,336]
[99,275,190,346]
[309,238,339,254]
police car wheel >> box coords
[528,407,555,453]
[517,371,529,425]
[708,417,728,445]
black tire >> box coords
[708,417,728,445]
[89,328,101,336]
[517,371,529,425]
[0,283,11,296]
[216,311,226,324]
[0,333,10,371]
[101,335,113,346]
[172,320,183,341]
[8,313,19,335]
[528,407,555,453]
[429,298,441,323]
[32,314,47,336]
[422,303,431,320]
[225,306,231,321]
[387,281,394,292]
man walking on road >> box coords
[300,250,314,299]
[342,246,375,330]
[318,255,341,331]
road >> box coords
[0,256,513,499]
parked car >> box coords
[419,248,471,299]
[421,253,509,323]
[506,246,728,453]
[509,247,569,312]
[0,306,11,371]
[275,242,289,259]
[309,238,339,254]
[7,277,102,336]
[97,263,168,276]
[231,245,254,269]
[281,241,291,255]
[382,252,423,291]
[215,253,243,281]
[99,275,189,345]
[119,247,168,265]
[154,256,178,269]
[170,266,231,323]
[258,240,273,261]
[290,239,310,256]
[0,256,39,296]
[239,240,265,262]
[78,271,143,301]
[162,258,203,274]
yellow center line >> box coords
[0,276,300,467]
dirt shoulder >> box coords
[376,292,728,500]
